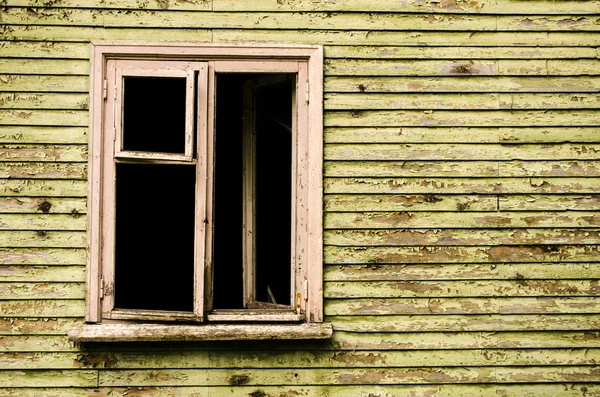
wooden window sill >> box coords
[68,322,333,342]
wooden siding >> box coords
[0,0,599,395]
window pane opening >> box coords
[122,76,187,154]
[114,163,196,312]
[212,73,294,310]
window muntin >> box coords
[87,44,323,328]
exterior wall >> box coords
[1,0,599,395]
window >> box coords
[73,43,329,341]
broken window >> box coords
[84,44,325,332]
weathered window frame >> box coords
[72,42,329,342]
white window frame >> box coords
[73,43,328,341]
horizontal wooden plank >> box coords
[0,75,87,92]
[325,127,600,144]
[0,25,213,42]
[10,0,597,14]
[0,265,85,282]
[324,245,600,264]
[2,348,600,370]
[9,0,211,10]
[98,366,600,386]
[0,127,88,144]
[4,25,598,47]
[325,194,498,212]
[0,248,86,265]
[0,163,87,179]
[7,7,595,32]
[211,0,600,14]
[325,59,600,77]
[0,41,89,58]
[0,180,87,197]
[0,369,97,387]
[324,110,600,128]
[0,214,87,231]
[325,280,600,298]
[325,76,600,93]
[0,59,89,75]
[325,178,600,194]
[0,231,86,248]
[325,93,600,110]
[0,282,84,299]
[0,146,87,162]
[499,195,600,211]
[330,314,600,332]
[324,263,600,281]
[0,299,84,318]
[324,229,600,246]
[326,297,600,315]
[325,46,598,59]
[0,110,88,126]
[0,335,76,353]
[0,318,80,335]
[0,197,87,214]
[1,385,599,397]
[325,161,498,177]
[331,330,600,350]
[325,161,600,177]
[0,93,89,110]
[325,211,600,230]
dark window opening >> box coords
[212,73,293,309]
[114,163,196,311]
[122,76,187,154]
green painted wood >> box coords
[0,384,598,397]
[324,245,600,263]
[0,59,89,75]
[0,93,89,110]
[325,194,498,211]
[324,229,600,246]
[324,178,600,194]
[0,265,85,282]
[3,348,600,370]
[331,330,600,350]
[0,163,87,179]
[325,280,600,298]
[0,248,86,265]
[324,161,600,177]
[0,214,87,231]
[0,41,89,58]
[324,127,600,143]
[0,231,87,248]
[0,318,80,336]
[326,297,600,315]
[0,299,85,318]
[330,314,600,332]
[0,180,87,197]
[0,369,97,387]
[324,263,600,281]
[325,76,600,93]
[97,366,600,386]
[0,283,85,299]
[326,93,600,110]
[0,146,87,162]
[0,198,87,214]
[0,110,88,126]
[325,46,598,59]
[499,195,600,211]
[324,110,600,128]
[325,59,600,76]
[0,75,88,92]
[0,127,88,144]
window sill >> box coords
[68,322,333,342]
